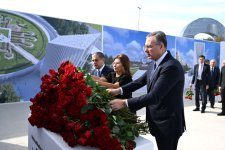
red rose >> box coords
[74,122,81,133]
[28,61,144,150]
[84,87,92,97]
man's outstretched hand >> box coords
[107,88,121,96]
[109,99,126,111]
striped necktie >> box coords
[150,63,156,77]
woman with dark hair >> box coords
[92,54,132,99]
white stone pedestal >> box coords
[28,123,154,150]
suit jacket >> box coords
[191,63,210,86]
[91,65,114,77]
[209,66,220,89]
[122,51,186,138]
[219,66,225,90]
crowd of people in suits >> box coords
[190,55,225,116]
[89,31,225,150]
[90,31,185,150]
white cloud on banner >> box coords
[126,40,141,51]
[103,31,114,45]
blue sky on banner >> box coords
[103,26,177,62]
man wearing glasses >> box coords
[91,51,113,77]
[108,31,186,150]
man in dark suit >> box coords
[218,62,225,116]
[108,31,186,150]
[91,52,113,77]
[208,59,220,108]
[191,55,210,113]
[218,60,225,103]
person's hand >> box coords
[219,86,221,91]
[109,99,126,111]
[91,75,98,81]
[107,88,121,96]
[206,85,209,90]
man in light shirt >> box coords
[191,55,210,113]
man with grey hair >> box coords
[108,31,186,150]
[208,59,220,108]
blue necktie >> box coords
[150,63,156,77]
[211,67,214,76]
[153,63,156,70]
[149,63,157,84]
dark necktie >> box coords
[97,70,101,77]
[149,63,157,85]
[153,63,156,70]
[211,67,214,76]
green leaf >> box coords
[105,107,112,114]
[80,104,94,114]
[118,119,126,126]
[126,131,133,137]
[112,126,120,133]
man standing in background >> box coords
[91,52,113,77]
[191,55,210,113]
[208,59,220,108]
[218,60,225,116]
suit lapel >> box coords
[148,66,161,90]
[101,66,105,75]
[147,51,172,91]
[195,64,199,76]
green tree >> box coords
[203,36,225,42]
[214,36,225,42]
[182,64,191,73]
[42,16,89,35]
[0,83,20,103]
[204,37,214,41]
[83,55,93,73]
[105,55,113,66]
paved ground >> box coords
[0,94,225,150]
[136,93,225,150]
[0,102,30,150]
[178,99,225,150]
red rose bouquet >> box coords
[28,61,148,150]
[214,87,221,96]
[185,88,194,100]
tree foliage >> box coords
[214,36,225,42]
[0,83,20,103]
[203,36,225,42]
[42,16,89,35]
[105,55,114,66]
